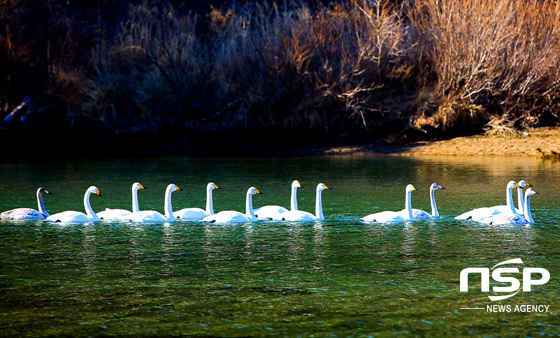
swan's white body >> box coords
[455,181,519,221]
[174,182,220,221]
[362,184,417,223]
[126,184,181,223]
[1,187,53,220]
[202,187,262,224]
[255,180,302,220]
[480,188,539,225]
[280,183,330,222]
[97,182,146,222]
[412,183,445,219]
[45,186,101,224]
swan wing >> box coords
[174,207,208,221]
[281,210,317,222]
[411,208,432,219]
[456,207,496,221]
[480,212,526,225]
[202,211,251,224]
[456,205,518,221]
[254,205,289,220]
[45,211,91,224]
[362,211,405,223]
[97,208,132,222]
[126,210,167,223]
[1,208,45,220]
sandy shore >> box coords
[325,127,560,158]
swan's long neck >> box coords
[517,187,524,215]
[524,192,534,224]
[290,186,299,211]
[404,190,413,220]
[506,186,516,214]
[84,191,99,221]
[37,190,49,217]
[132,187,140,213]
[315,188,324,221]
[206,186,214,215]
[245,191,256,220]
[430,188,439,217]
[164,186,175,221]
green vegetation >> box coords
[1,0,559,147]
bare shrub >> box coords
[86,0,412,135]
[410,0,560,134]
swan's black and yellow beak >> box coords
[140,184,147,190]
[176,186,182,191]
[96,189,102,197]
[256,189,263,194]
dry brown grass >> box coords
[3,0,560,140]
[86,0,412,134]
[410,0,560,134]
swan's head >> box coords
[38,187,52,196]
[430,183,445,191]
[167,184,182,192]
[208,182,220,190]
[406,184,417,193]
[248,187,263,195]
[525,188,539,197]
[507,181,520,189]
[292,180,303,189]
[518,180,532,188]
[88,186,102,197]
[317,183,331,191]
[133,182,146,191]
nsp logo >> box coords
[460,258,550,301]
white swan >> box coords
[97,182,146,222]
[280,183,331,222]
[1,187,53,220]
[125,184,182,223]
[45,186,101,224]
[516,180,532,215]
[455,181,519,221]
[202,187,262,224]
[255,180,302,220]
[412,183,445,219]
[480,188,539,225]
[362,184,417,223]
[174,182,220,221]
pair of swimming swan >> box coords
[202,181,331,223]
[455,180,538,225]
[361,183,445,223]
[252,180,331,222]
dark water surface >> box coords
[1,155,559,336]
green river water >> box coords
[0,155,559,336]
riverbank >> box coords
[325,127,560,158]
[2,127,559,159]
